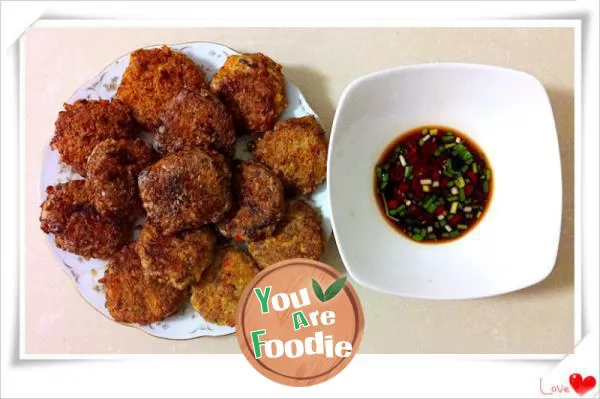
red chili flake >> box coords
[399,183,410,192]
[441,177,450,188]
[435,206,445,216]
[464,184,474,196]
[450,214,462,225]
[467,171,477,183]
[390,165,405,181]
[432,169,441,180]
[387,199,400,209]
[422,141,436,156]
[404,152,417,164]
[235,235,242,241]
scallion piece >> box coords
[461,165,469,173]
[456,176,466,188]
[434,148,444,157]
[430,128,438,136]
[463,206,473,213]
[422,128,429,135]
[472,163,478,173]
[399,154,407,167]
[405,166,412,179]
[459,188,466,202]
[483,181,489,193]
[412,233,424,241]
[450,186,459,195]
[450,201,459,214]
[485,169,491,180]
[447,195,458,201]
[444,224,453,232]
[420,179,432,185]
[440,220,447,227]
[449,230,460,238]
[466,213,473,219]
[444,143,456,149]
[457,224,468,230]
[441,232,450,238]
[442,135,455,143]
[477,211,482,218]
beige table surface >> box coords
[25,27,574,355]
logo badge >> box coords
[236,259,364,386]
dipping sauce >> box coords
[374,126,493,243]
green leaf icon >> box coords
[323,276,347,302]
[312,279,325,302]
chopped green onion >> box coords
[437,214,445,221]
[427,226,434,233]
[450,202,459,214]
[412,234,424,241]
[441,232,450,238]
[459,188,466,202]
[449,231,460,238]
[432,181,440,188]
[427,234,437,240]
[444,224,453,232]
[440,220,447,227]
[426,203,437,213]
[422,185,431,192]
[456,176,466,188]
[447,195,459,201]
[485,169,491,180]
[399,154,407,167]
[472,163,478,173]
[477,211,482,218]
[457,224,468,230]
[422,128,429,135]
[450,186,459,195]
[461,165,469,173]
[447,180,455,187]
[466,213,473,219]
[463,206,473,213]
[405,166,412,179]
[430,128,438,136]
[483,181,489,193]
[444,143,456,148]
[434,148,444,157]
[376,166,382,180]
[420,179,432,185]
[442,135,455,143]
[419,135,431,146]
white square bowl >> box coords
[328,63,562,299]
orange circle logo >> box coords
[236,259,365,387]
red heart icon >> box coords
[569,373,597,396]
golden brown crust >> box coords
[210,53,287,134]
[138,148,232,234]
[86,138,153,217]
[190,246,258,326]
[217,161,284,241]
[103,244,185,325]
[156,88,236,155]
[39,180,131,259]
[254,115,328,195]
[116,46,206,129]
[248,200,324,269]
[51,99,135,176]
[137,224,216,290]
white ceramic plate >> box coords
[328,63,561,299]
[40,42,331,339]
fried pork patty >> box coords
[191,246,259,326]
[39,180,130,259]
[248,200,324,269]
[138,148,232,234]
[137,224,216,290]
[156,88,236,155]
[86,138,153,217]
[103,244,185,325]
[51,99,135,176]
[254,115,328,195]
[217,161,284,241]
[210,53,287,134]
[116,45,206,129]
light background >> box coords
[1,1,598,398]
[25,26,574,355]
